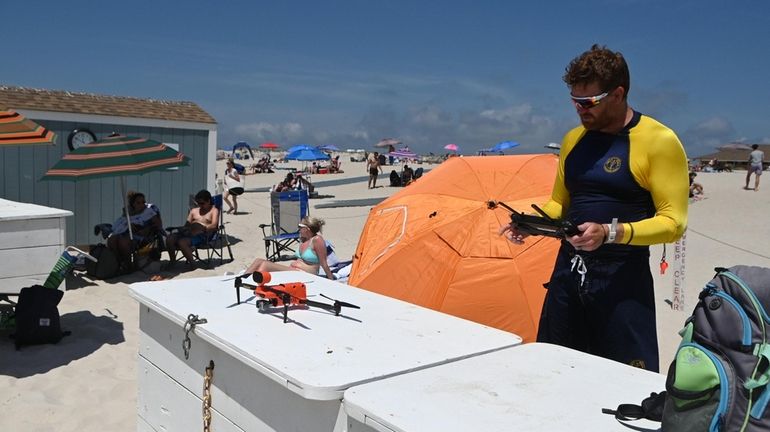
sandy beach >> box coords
[2,157,769,431]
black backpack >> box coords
[85,243,120,280]
[605,266,770,431]
[12,285,69,350]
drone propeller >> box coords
[320,293,361,310]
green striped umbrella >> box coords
[42,134,190,243]
[42,134,189,180]
[0,107,56,146]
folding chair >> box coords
[93,203,165,270]
[166,194,233,268]
[193,194,234,267]
[259,190,309,261]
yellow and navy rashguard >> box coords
[535,110,689,372]
[541,110,688,250]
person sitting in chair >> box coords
[389,170,402,187]
[165,189,220,270]
[245,216,335,280]
[330,155,343,173]
[107,190,163,271]
[273,173,297,192]
[689,172,704,197]
[401,164,414,185]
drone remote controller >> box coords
[493,201,580,239]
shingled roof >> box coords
[0,85,216,124]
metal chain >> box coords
[203,360,215,432]
[183,314,207,360]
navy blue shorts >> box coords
[189,233,207,247]
[537,246,659,372]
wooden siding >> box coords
[0,119,210,246]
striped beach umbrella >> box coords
[389,147,419,159]
[0,107,56,146]
[42,134,188,181]
[42,134,189,243]
[444,143,459,152]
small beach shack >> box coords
[694,144,770,171]
[0,85,217,246]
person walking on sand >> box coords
[745,144,764,191]
[223,159,244,214]
[499,44,688,372]
[367,151,383,189]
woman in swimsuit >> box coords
[245,216,335,279]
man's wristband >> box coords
[605,218,618,244]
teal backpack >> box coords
[605,266,770,431]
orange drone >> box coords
[233,271,360,323]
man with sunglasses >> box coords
[501,45,688,372]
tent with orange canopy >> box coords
[348,154,561,342]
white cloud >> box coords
[234,122,304,143]
[683,116,736,156]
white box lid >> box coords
[129,271,522,400]
[343,343,666,432]
[0,198,72,221]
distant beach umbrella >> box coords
[41,134,189,242]
[259,142,280,149]
[491,140,520,153]
[375,138,402,148]
[444,143,459,152]
[285,148,331,161]
[389,147,419,159]
[318,144,340,152]
[0,107,56,146]
[287,144,314,154]
[544,142,561,150]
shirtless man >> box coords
[367,151,383,189]
[165,189,220,269]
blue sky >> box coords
[3,0,769,156]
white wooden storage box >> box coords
[129,271,522,432]
[0,198,72,294]
[342,342,666,432]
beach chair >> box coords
[0,246,96,331]
[166,194,234,268]
[93,203,166,270]
[190,194,233,267]
[259,190,309,261]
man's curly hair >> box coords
[563,44,630,99]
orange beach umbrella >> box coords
[0,107,56,146]
[349,154,561,342]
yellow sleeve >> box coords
[540,127,583,220]
[623,118,689,245]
